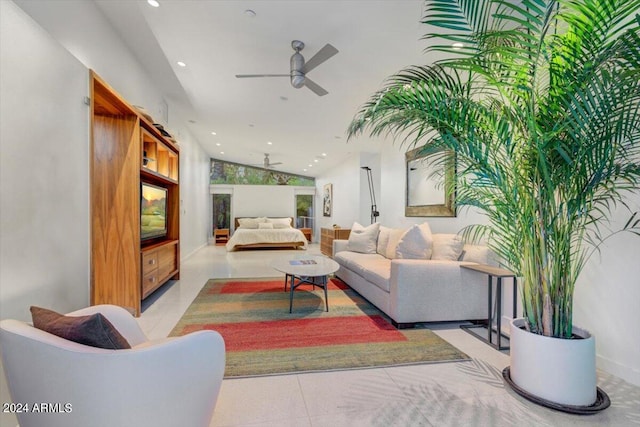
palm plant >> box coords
[348,0,640,338]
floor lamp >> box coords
[361,166,379,224]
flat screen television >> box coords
[141,182,168,241]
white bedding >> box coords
[225,228,308,251]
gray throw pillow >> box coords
[30,306,131,350]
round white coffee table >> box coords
[271,255,339,313]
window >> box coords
[295,194,314,229]
[212,194,231,232]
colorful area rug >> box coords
[170,277,470,377]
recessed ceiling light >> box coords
[452,42,464,50]
[216,143,221,146]
[267,141,273,145]
[244,9,256,17]
[322,153,327,156]
[220,151,224,155]
[147,0,160,7]
[314,159,319,163]
[308,164,313,167]
[303,169,307,172]
[177,61,186,67]
[211,131,217,135]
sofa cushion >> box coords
[395,222,433,259]
[359,258,392,292]
[432,234,464,261]
[385,228,406,259]
[30,306,131,350]
[333,251,390,292]
[347,222,380,254]
[460,244,491,264]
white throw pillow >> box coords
[267,217,291,229]
[395,222,433,259]
[432,234,464,260]
[377,226,391,256]
[385,228,406,259]
[258,222,274,229]
[459,244,490,264]
[347,222,380,254]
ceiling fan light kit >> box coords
[236,40,338,96]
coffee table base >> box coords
[285,273,329,313]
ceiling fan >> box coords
[235,40,339,96]
[255,153,282,169]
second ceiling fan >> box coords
[236,40,338,96]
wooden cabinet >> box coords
[320,228,351,257]
[90,71,180,316]
[214,229,230,245]
[141,240,179,299]
[299,228,312,242]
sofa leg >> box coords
[392,321,415,329]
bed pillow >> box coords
[432,234,465,261]
[347,222,380,254]
[30,306,131,350]
[238,217,260,229]
[395,222,433,259]
[267,217,292,229]
[258,222,274,229]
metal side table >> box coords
[460,264,517,350]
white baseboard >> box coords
[181,242,208,261]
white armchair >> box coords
[0,305,225,427]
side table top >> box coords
[461,263,516,278]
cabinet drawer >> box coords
[142,252,158,274]
[142,270,159,297]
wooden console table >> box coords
[460,264,517,351]
[320,228,351,257]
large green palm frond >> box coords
[348,0,640,338]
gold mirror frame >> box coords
[405,146,456,217]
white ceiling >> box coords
[95,0,428,177]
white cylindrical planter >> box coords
[509,318,597,406]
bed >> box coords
[225,217,308,251]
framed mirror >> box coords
[405,146,456,217]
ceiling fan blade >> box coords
[270,162,283,166]
[235,74,290,78]
[304,77,328,96]
[302,44,338,73]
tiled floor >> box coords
[139,244,640,427]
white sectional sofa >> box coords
[332,222,494,328]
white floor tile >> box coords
[210,375,308,427]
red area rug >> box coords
[170,277,469,377]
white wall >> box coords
[574,192,640,386]
[12,0,211,261]
[0,0,89,322]
[210,184,316,235]
[0,3,89,426]
[316,154,363,233]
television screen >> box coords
[141,183,168,240]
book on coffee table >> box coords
[289,259,317,265]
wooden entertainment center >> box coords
[90,71,180,316]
